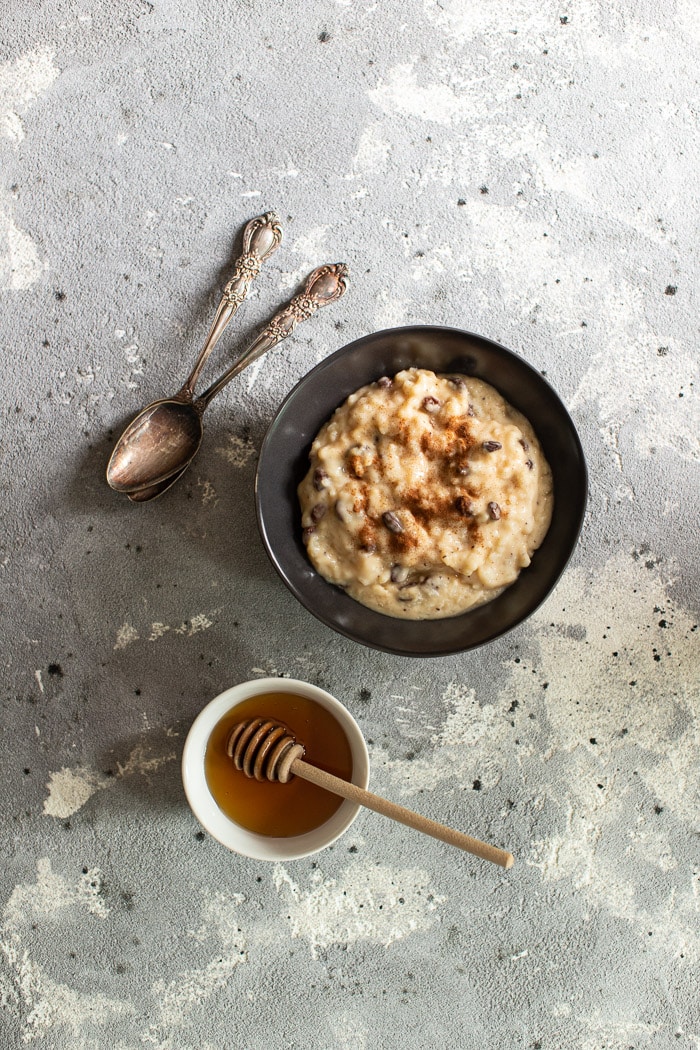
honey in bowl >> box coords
[204,690,353,838]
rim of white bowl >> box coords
[181,678,370,861]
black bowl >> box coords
[255,326,587,657]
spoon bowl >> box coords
[126,465,189,503]
[107,399,203,492]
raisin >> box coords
[487,501,501,520]
[483,440,502,452]
[310,503,326,523]
[400,575,427,589]
[455,496,474,516]
[382,511,404,533]
[313,468,329,490]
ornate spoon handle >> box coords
[180,211,283,398]
[197,263,349,408]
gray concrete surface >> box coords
[1,2,699,1047]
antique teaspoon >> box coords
[106,210,282,493]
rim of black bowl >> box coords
[255,325,588,658]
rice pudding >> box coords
[298,368,553,620]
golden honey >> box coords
[204,691,354,837]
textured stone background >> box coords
[1,2,699,1048]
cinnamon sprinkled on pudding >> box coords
[298,368,553,619]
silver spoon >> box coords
[106,211,282,493]
[116,263,350,501]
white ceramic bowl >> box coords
[181,677,370,861]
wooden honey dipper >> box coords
[226,718,514,869]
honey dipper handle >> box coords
[292,759,514,870]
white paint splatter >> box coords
[0,859,133,1045]
[245,357,264,392]
[374,680,516,798]
[34,670,44,695]
[113,623,139,650]
[570,303,700,464]
[75,366,94,386]
[174,613,214,636]
[197,479,218,506]
[410,242,458,283]
[250,662,290,679]
[4,859,110,931]
[273,860,444,956]
[215,432,257,468]
[517,550,700,957]
[528,778,612,891]
[278,225,331,289]
[373,287,411,329]
[368,61,475,126]
[43,744,177,819]
[0,191,45,290]
[144,889,247,1044]
[677,0,700,45]
[0,47,60,143]
[422,0,514,42]
[149,622,170,641]
[327,1010,370,1050]
[420,196,561,312]
[115,745,176,779]
[420,0,620,58]
[117,612,215,650]
[349,122,391,177]
[576,1011,662,1050]
[43,767,110,819]
[121,342,145,390]
[269,165,299,179]
[529,550,698,769]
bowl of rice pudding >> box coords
[255,326,587,657]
